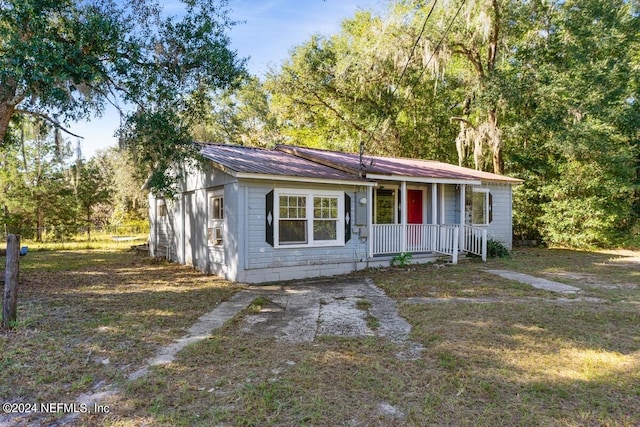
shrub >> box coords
[390,252,412,267]
[487,239,510,258]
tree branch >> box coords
[449,116,475,129]
[15,109,85,139]
[487,0,500,72]
[451,43,484,78]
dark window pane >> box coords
[313,220,337,241]
[279,220,307,244]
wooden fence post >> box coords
[3,234,19,329]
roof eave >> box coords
[207,161,239,177]
[235,172,376,187]
[365,173,482,186]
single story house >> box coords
[148,144,523,283]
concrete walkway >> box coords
[484,269,581,293]
[37,278,421,427]
[128,290,258,381]
[4,270,590,426]
[124,277,422,382]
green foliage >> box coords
[390,252,413,268]
[487,239,510,259]
[194,76,283,147]
[265,12,459,160]
[503,0,639,247]
[96,148,149,223]
[0,0,245,195]
[0,118,79,240]
[0,119,151,241]
[71,158,113,238]
[262,0,639,249]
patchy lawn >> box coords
[1,248,639,426]
[0,250,239,425]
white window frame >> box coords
[470,188,490,226]
[274,188,345,248]
[207,190,224,246]
[373,186,399,224]
[157,200,167,219]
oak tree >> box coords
[0,0,245,193]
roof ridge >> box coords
[199,142,273,152]
[277,144,454,166]
[275,144,361,176]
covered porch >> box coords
[364,180,488,263]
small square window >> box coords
[210,196,224,220]
[208,193,224,245]
[208,227,223,245]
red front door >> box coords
[408,190,423,224]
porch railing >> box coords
[463,225,487,261]
[371,224,460,263]
[372,224,405,255]
[371,224,488,263]
[432,225,459,264]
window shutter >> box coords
[345,193,352,242]
[488,192,493,224]
[266,190,274,246]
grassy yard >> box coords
[1,248,638,426]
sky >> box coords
[68,0,385,160]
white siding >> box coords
[485,183,513,249]
[154,197,177,260]
[443,185,459,224]
[148,163,516,283]
[148,193,157,257]
[148,165,236,276]
[441,183,514,249]
[238,180,365,283]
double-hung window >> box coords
[279,195,308,244]
[313,196,339,241]
[465,187,491,226]
[208,191,224,245]
[373,188,398,224]
[275,189,343,247]
[157,200,167,218]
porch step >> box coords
[367,252,444,269]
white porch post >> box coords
[431,183,438,224]
[452,226,459,264]
[459,184,466,250]
[439,184,445,224]
[400,180,407,253]
[368,185,374,259]
[431,183,438,252]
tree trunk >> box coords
[0,102,16,149]
[488,109,504,175]
[87,210,92,241]
[493,145,504,175]
[0,76,21,147]
[36,205,43,242]
[3,234,20,329]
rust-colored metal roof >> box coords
[275,145,523,184]
[199,143,522,185]
[199,144,363,182]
